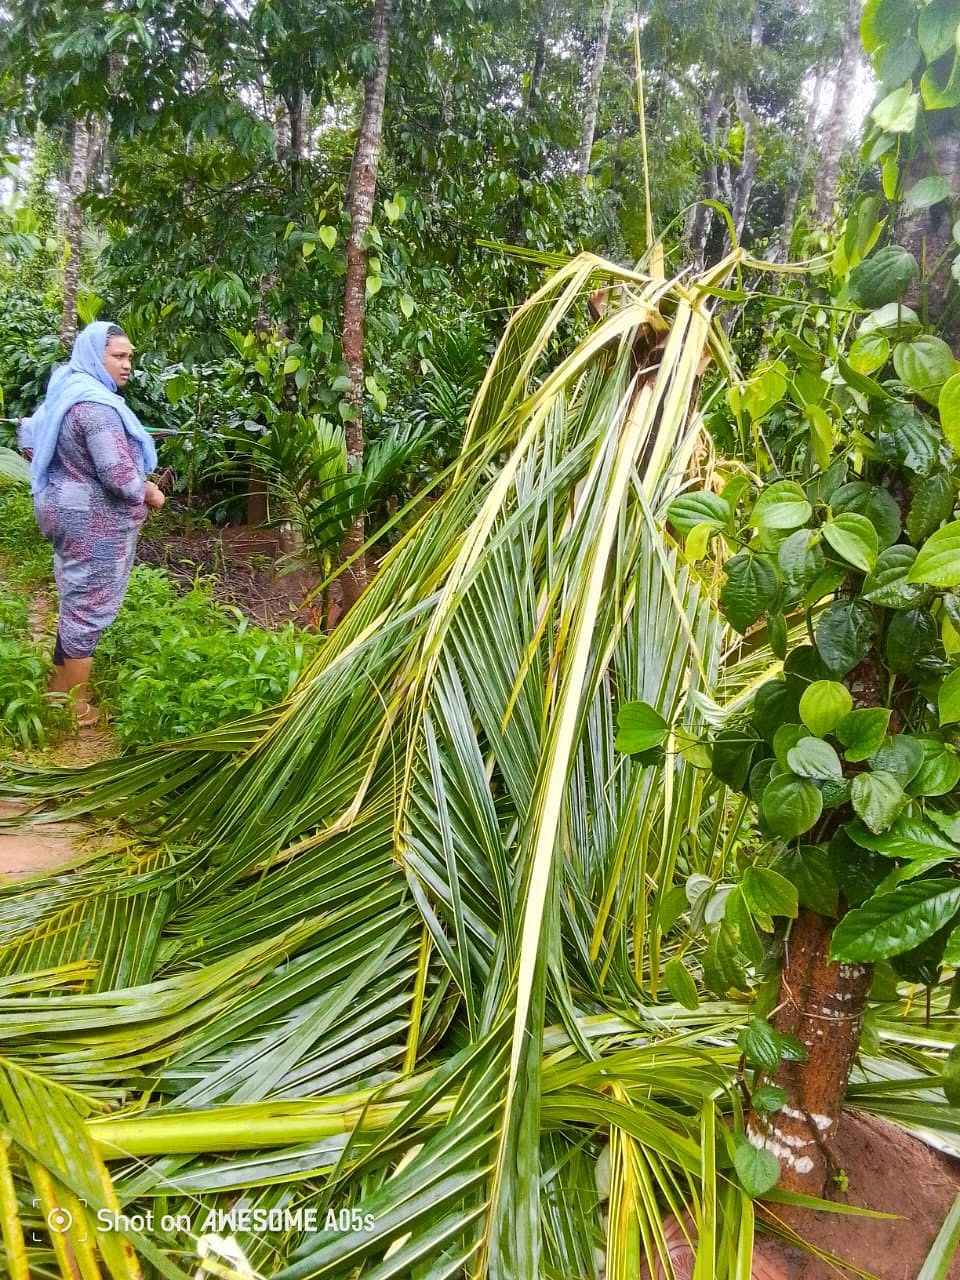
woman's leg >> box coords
[48,655,94,697]
[49,536,103,724]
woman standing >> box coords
[29,321,164,727]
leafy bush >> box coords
[94,566,319,745]
[0,480,51,587]
[0,635,61,751]
[0,280,63,418]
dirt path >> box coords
[1,581,114,881]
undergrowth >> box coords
[0,565,65,752]
[0,480,318,750]
[0,480,52,588]
[94,566,320,745]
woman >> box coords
[30,321,165,727]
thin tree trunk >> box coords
[61,116,97,347]
[577,0,615,182]
[686,86,723,266]
[730,83,758,242]
[767,70,826,263]
[283,87,308,195]
[813,0,862,218]
[339,0,394,613]
[527,0,553,108]
[727,5,763,247]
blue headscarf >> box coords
[28,321,157,496]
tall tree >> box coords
[812,0,862,218]
[339,0,394,611]
[60,115,97,345]
[577,0,615,182]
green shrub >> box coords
[0,635,67,751]
[0,481,50,588]
[0,592,29,639]
[94,566,319,745]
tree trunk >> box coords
[283,87,309,195]
[748,912,872,1205]
[898,128,960,345]
[339,0,394,613]
[812,0,862,218]
[730,83,758,243]
[61,116,97,347]
[767,70,826,263]
[749,654,889,1216]
[527,0,553,109]
[686,86,723,266]
[727,5,763,247]
[577,0,615,182]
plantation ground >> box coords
[4,524,959,1280]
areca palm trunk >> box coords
[61,115,98,347]
[339,0,394,612]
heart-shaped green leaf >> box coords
[822,512,879,572]
[733,1138,781,1198]
[750,481,813,531]
[939,667,960,724]
[742,866,799,920]
[870,734,924,784]
[762,773,823,839]
[799,680,853,737]
[615,701,669,754]
[909,521,960,587]
[720,553,779,634]
[787,737,843,782]
[815,599,877,674]
[836,707,892,761]
[668,490,731,534]
[851,770,906,833]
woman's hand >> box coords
[144,480,166,509]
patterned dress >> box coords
[34,402,146,659]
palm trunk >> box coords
[577,0,615,182]
[338,0,394,613]
[749,654,888,1213]
[750,911,872,1201]
[61,117,97,347]
[813,0,862,218]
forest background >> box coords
[0,0,865,605]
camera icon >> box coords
[30,1197,89,1244]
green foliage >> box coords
[0,634,61,751]
[94,567,320,745]
[0,481,51,588]
[0,564,66,752]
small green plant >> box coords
[0,634,68,751]
[94,566,319,745]
[0,479,51,588]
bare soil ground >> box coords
[136,525,326,627]
[771,1109,960,1279]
